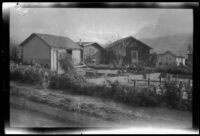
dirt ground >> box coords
[10,81,192,129]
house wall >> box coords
[106,41,150,66]
[72,49,81,65]
[126,43,150,65]
[83,45,103,64]
[51,48,57,72]
[51,48,79,74]
[176,57,186,66]
[22,36,51,67]
[156,53,176,66]
[57,49,67,74]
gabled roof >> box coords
[105,36,152,50]
[77,42,104,49]
[157,51,177,57]
[20,33,82,50]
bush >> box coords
[10,61,45,84]
[10,45,22,63]
[48,73,192,109]
[87,64,116,70]
[163,81,181,109]
[155,66,192,75]
[136,88,159,106]
[48,73,160,107]
[49,72,87,91]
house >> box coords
[156,51,177,67]
[78,41,104,64]
[105,36,152,66]
[176,56,186,66]
[20,33,82,74]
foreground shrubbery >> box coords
[10,61,192,110]
[87,64,117,70]
[49,73,192,110]
[10,44,22,63]
[156,66,192,75]
[49,74,161,107]
[10,61,45,84]
[163,81,192,111]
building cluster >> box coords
[19,33,193,73]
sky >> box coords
[10,7,193,45]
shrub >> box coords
[155,66,192,75]
[132,87,159,106]
[10,45,22,63]
[48,72,191,109]
[10,62,45,84]
[87,64,116,70]
[163,81,181,109]
[49,72,88,92]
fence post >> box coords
[188,79,190,87]
[159,76,161,85]
[179,81,183,98]
[154,86,156,94]
[134,80,136,87]
[148,78,150,86]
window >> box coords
[131,51,138,59]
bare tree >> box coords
[103,33,127,66]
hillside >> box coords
[134,10,193,39]
[140,33,193,57]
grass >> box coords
[10,81,192,128]
[10,82,135,122]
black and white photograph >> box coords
[4,2,199,134]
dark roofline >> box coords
[105,36,152,49]
[78,41,104,49]
[157,51,177,57]
[19,33,50,48]
[19,33,82,50]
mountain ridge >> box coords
[139,33,193,58]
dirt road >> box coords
[10,105,76,127]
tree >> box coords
[104,34,127,67]
[10,44,22,63]
[149,52,158,67]
[187,44,192,54]
[59,53,86,82]
[59,53,75,73]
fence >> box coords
[128,77,192,100]
[128,78,192,87]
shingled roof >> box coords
[105,36,152,50]
[20,33,82,50]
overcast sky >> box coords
[10,8,193,44]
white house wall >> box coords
[51,48,81,74]
[176,57,186,66]
[51,48,58,72]
[72,50,81,65]
[57,49,66,74]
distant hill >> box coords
[134,10,193,39]
[140,33,193,58]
